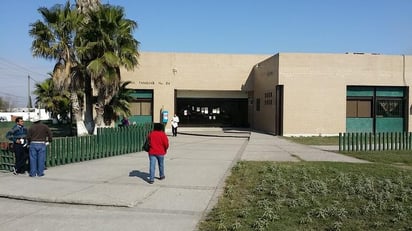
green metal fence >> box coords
[0,123,153,171]
[339,132,412,152]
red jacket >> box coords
[148,130,169,155]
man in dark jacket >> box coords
[6,117,29,174]
[27,119,52,177]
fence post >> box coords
[355,133,359,151]
[0,143,13,171]
[49,141,55,167]
[409,132,412,150]
[396,132,399,150]
[359,133,362,151]
[403,132,406,150]
[368,133,371,151]
[378,132,385,151]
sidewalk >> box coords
[0,130,367,231]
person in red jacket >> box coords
[147,123,169,184]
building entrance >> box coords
[176,98,248,127]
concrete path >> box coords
[0,129,367,231]
[242,132,367,163]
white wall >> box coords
[0,108,50,122]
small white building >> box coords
[0,108,50,122]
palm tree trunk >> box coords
[84,75,94,134]
[93,90,114,134]
[93,85,108,129]
[71,93,88,136]
[77,0,101,134]
[94,102,105,132]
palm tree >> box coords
[76,0,100,14]
[0,97,11,111]
[76,0,101,133]
[33,77,71,123]
[103,81,135,126]
[76,4,139,130]
[29,1,89,135]
[30,1,139,133]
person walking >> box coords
[26,119,52,177]
[6,117,29,175]
[147,123,169,184]
[171,114,179,136]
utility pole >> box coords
[27,75,32,121]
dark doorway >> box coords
[275,85,283,135]
[176,98,248,127]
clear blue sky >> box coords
[1,0,412,107]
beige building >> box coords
[121,52,412,136]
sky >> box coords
[1,0,412,107]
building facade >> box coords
[121,52,412,136]
[121,52,269,127]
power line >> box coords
[0,57,51,78]
[0,91,25,99]
[0,57,45,76]
[29,75,40,83]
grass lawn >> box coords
[199,136,412,230]
[199,161,412,231]
[284,136,412,168]
[282,136,339,145]
[343,150,412,167]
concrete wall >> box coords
[249,55,279,133]
[260,53,412,136]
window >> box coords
[128,90,153,116]
[346,86,407,133]
[264,92,273,105]
[346,99,372,118]
[376,99,403,117]
[347,86,406,118]
[130,99,152,116]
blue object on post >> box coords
[162,110,168,123]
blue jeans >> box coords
[148,155,164,181]
[29,143,46,177]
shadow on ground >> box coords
[129,170,150,182]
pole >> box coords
[28,75,30,121]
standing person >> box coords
[6,117,29,175]
[147,123,169,184]
[26,119,52,177]
[171,114,180,136]
[121,116,129,127]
